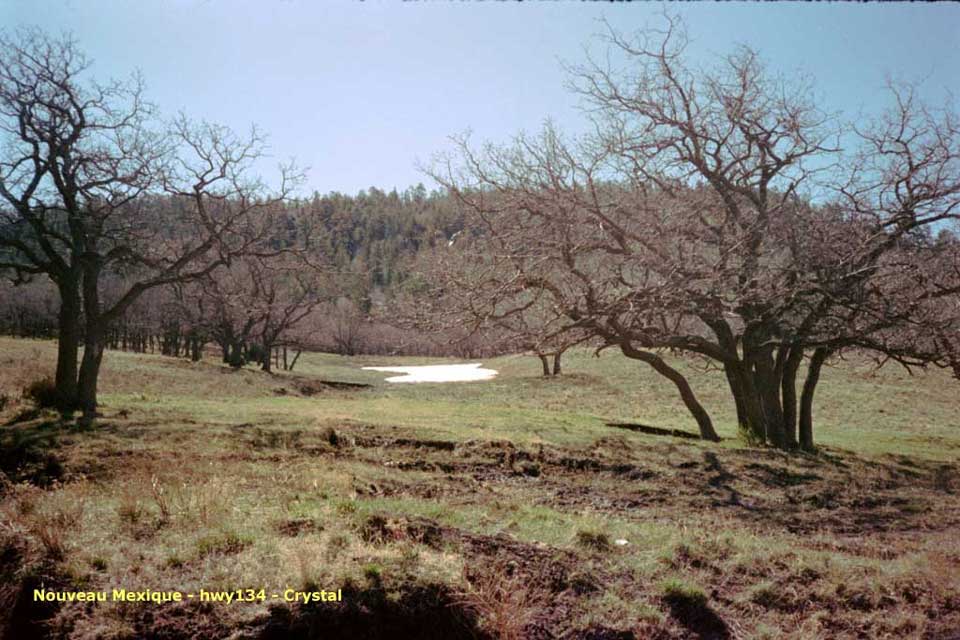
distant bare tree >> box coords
[328,297,368,356]
[246,253,326,372]
[181,250,327,371]
[0,278,58,339]
[402,243,590,376]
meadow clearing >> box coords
[1,335,959,639]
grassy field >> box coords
[1,336,958,639]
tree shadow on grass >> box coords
[663,593,730,640]
[0,417,72,486]
[257,583,489,640]
[742,461,822,487]
[606,421,702,440]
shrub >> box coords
[749,581,786,609]
[459,562,547,640]
[359,514,390,543]
[575,530,611,551]
[116,499,143,525]
[30,515,67,561]
[363,563,383,584]
[325,533,350,560]
[0,430,64,486]
[22,377,59,409]
[24,496,86,562]
[196,531,250,557]
[321,426,341,447]
[334,500,357,515]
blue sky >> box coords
[3,1,958,196]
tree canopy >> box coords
[422,16,960,450]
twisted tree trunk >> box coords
[77,327,105,421]
[723,363,749,435]
[726,344,805,450]
[781,346,804,448]
[799,348,830,452]
[620,343,720,442]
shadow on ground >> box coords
[257,584,487,640]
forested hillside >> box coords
[1,185,473,359]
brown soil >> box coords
[3,420,959,639]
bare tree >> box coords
[0,278,58,338]
[0,29,301,417]
[428,17,960,449]
[402,242,590,376]
[246,253,326,372]
[0,28,148,407]
[328,297,368,356]
[181,250,327,371]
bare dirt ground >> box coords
[286,425,960,639]
[8,420,953,639]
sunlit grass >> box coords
[2,336,959,639]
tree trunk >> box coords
[288,349,302,372]
[754,351,787,449]
[78,258,105,421]
[77,326,105,420]
[190,336,202,362]
[54,278,81,411]
[228,341,244,368]
[734,364,768,445]
[261,343,272,373]
[781,346,803,448]
[552,351,562,376]
[538,354,550,377]
[723,363,749,434]
[620,343,720,441]
[799,348,829,452]
[731,349,800,451]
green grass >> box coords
[290,346,960,458]
[1,336,959,639]
[6,337,945,459]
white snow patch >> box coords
[362,363,498,384]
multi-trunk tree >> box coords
[189,252,327,372]
[427,17,960,449]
